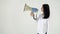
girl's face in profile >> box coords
[41,7,44,14]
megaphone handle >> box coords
[33,13,37,20]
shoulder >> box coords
[39,14,43,18]
[43,18,49,22]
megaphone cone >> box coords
[24,4,32,11]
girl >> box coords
[30,4,50,34]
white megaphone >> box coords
[24,3,38,13]
[23,3,38,18]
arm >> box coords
[30,12,43,21]
[30,12,37,21]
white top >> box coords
[33,14,49,34]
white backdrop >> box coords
[0,0,60,34]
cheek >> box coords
[41,9,43,11]
[41,7,44,14]
[41,8,43,12]
[41,8,43,11]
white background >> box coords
[0,0,60,34]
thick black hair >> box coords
[43,4,50,19]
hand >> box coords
[30,12,34,17]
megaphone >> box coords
[24,3,38,13]
[23,3,38,18]
[24,4,31,11]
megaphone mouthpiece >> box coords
[32,8,38,13]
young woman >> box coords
[31,4,50,34]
